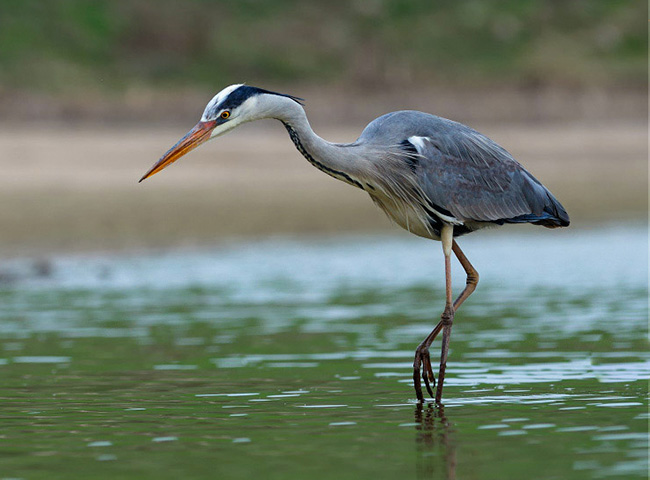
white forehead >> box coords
[201,83,244,121]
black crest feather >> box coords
[220,85,305,110]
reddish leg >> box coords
[434,246,454,403]
[451,241,479,312]
[413,235,479,403]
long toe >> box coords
[422,351,436,398]
[413,350,425,403]
[413,367,424,402]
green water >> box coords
[1,226,648,479]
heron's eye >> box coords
[220,111,230,119]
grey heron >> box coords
[140,84,570,403]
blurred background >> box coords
[0,0,646,254]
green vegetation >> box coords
[0,0,646,93]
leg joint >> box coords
[441,306,454,326]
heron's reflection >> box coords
[414,403,456,480]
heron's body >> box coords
[295,109,569,241]
[140,84,569,403]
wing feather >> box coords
[408,128,567,225]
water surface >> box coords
[1,225,647,479]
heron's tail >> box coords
[518,170,570,228]
[503,190,570,228]
[536,189,570,228]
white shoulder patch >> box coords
[407,135,429,153]
[201,84,244,121]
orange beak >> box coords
[139,120,217,182]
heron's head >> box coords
[139,84,303,182]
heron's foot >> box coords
[413,343,436,403]
[422,348,436,397]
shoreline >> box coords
[0,121,646,257]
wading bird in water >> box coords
[140,84,570,403]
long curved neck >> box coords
[265,97,365,189]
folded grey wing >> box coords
[407,130,569,227]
